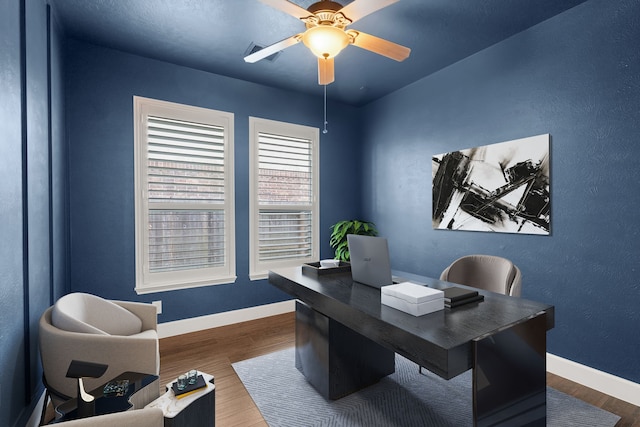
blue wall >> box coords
[3,0,639,424]
[361,0,640,383]
[64,39,363,322]
[0,0,68,425]
[0,0,28,424]
[26,0,53,403]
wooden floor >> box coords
[546,372,640,427]
[160,312,640,427]
[158,312,296,427]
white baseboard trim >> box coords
[157,299,296,338]
[547,353,640,406]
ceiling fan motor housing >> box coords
[307,1,344,15]
[306,1,350,28]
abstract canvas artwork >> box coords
[432,134,550,235]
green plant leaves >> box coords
[329,219,378,261]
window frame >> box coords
[249,117,320,280]
[134,96,236,294]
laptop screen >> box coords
[347,235,393,288]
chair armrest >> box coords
[55,407,164,426]
[509,266,522,297]
[439,266,451,281]
[114,300,158,332]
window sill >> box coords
[135,275,237,295]
[249,272,268,281]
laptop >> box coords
[347,234,394,288]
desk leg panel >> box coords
[295,301,395,400]
[473,313,547,427]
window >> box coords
[249,117,319,280]
[134,96,235,294]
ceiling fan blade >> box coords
[259,0,311,20]
[318,57,335,85]
[244,35,301,63]
[338,0,399,24]
[350,31,410,62]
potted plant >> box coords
[329,219,378,261]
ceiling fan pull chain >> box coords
[323,84,328,134]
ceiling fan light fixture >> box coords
[301,25,350,59]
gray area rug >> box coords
[233,348,620,427]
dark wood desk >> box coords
[269,267,555,427]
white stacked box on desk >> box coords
[381,282,444,316]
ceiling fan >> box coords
[244,0,411,85]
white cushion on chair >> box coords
[52,293,143,336]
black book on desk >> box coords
[443,286,484,308]
[445,294,484,308]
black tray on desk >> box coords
[302,261,351,276]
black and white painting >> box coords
[432,134,550,235]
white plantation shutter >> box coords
[258,211,312,261]
[134,97,235,293]
[250,118,319,279]
[146,116,225,272]
[147,210,225,272]
[147,116,225,204]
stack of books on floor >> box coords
[442,286,484,308]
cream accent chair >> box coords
[440,254,522,296]
[53,407,164,426]
[39,293,160,413]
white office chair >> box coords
[418,255,523,375]
[440,254,522,297]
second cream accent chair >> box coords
[39,293,160,409]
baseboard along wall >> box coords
[546,353,640,407]
[157,300,296,339]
